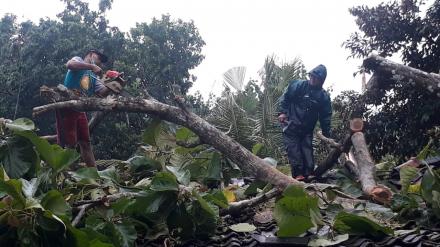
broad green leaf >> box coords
[15,131,79,174]
[205,152,222,181]
[203,189,229,209]
[252,143,264,155]
[416,139,433,160]
[65,224,93,247]
[390,194,418,212]
[127,190,177,218]
[5,118,35,131]
[127,155,161,172]
[71,167,100,185]
[37,211,66,232]
[421,168,440,204]
[0,136,39,178]
[142,118,162,146]
[333,211,393,237]
[400,166,418,194]
[111,220,137,247]
[41,190,71,217]
[230,223,256,232]
[166,165,190,185]
[274,185,320,237]
[191,191,219,238]
[244,180,267,196]
[20,178,39,198]
[167,203,195,240]
[308,234,349,247]
[98,166,120,183]
[0,179,26,207]
[432,191,440,218]
[150,172,178,191]
[175,127,199,143]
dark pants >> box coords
[283,132,314,177]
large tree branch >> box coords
[363,54,440,96]
[33,95,301,190]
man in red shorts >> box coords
[56,49,122,167]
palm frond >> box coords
[223,66,247,91]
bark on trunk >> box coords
[313,134,352,177]
[33,94,301,190]
[351,132,392,204]
[363,54,440,96]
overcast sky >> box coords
[0,0,386,97]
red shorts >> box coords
[56,109,90,147]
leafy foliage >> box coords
[345,0,440,160]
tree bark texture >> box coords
[363,54,440,97]
[351,132,392,204]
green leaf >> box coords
[333,211,393,237]
[273,185,320,237]
[230,223,256,232]
[20,178,39,198]
[150,172,179,191]
[416,139,433,160]
[0,179,26,207]
[431,191,440,218]
[111,220,137,247]
[5,118,35,131]
[167,203,195,240]
[191,191,219,238]
[127,155,161,172]
[142,118,162,146]
[15,131,79,174]
[308,234,349,247]
[175,127,199,143]
[252,143,264,155]
[205,152,222,181]
[400,166,419,194]
[41,190,71,217]
[203,189,229,209]
[166,165,190,185]
[71,167,100,185]
[98,166,120,183]
[0,136,39,178]
[244,180,267,196]
[390,194,418,212]
[421,168,440,204]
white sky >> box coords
[0,0,387,98]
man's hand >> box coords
[91,64,103,75]
[278,113,288,124]
[106,81,123,94]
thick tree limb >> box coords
[351,132,392,204]
[313,134,352,178]
[363,54,440,96]
[33,95,301,190]
[220,188,280,216]
[316,131,342,149]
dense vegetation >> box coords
[0,0,440,246]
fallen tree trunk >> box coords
[363,54,440,96]
[351,131,392,204]
[33,94,301,190]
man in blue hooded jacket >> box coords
[278,64,332,181]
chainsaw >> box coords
[90,70,132,97]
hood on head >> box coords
[308,64,327,84]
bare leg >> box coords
[79,141,96,167]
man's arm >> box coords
[279,80,300,115]
[319,93,332,138]
[66,57,102,75]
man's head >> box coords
[308,64,327,87]
[84,49,108,67]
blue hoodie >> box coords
[279,65,332,137]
